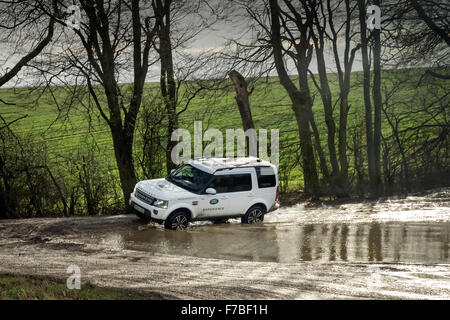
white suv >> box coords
[129,157,279,230]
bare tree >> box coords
[153,0,177,172]
[31,0,159,208]
[0,1,58,218]
[382,0,449,78]
[308,0,361,196]
[410,0,449,46]
[152,0,224,172]
[357,0,376,192]
[372,0,383,195]
[269,0,321,198]
[0,0,56,89]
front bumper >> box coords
[129,193,170,221]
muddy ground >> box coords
[0,189,449,299]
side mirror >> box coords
[205,188,216,195]
[170,169,175,174]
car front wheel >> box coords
[165,211,190,230]
[241,205,265,224]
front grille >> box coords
[135,188,155,205]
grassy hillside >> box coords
[0,67,448,210]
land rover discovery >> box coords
[129,157,279,230]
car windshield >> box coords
[166,164,212,194]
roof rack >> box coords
[190,157,274,173]
[214,164,271,172]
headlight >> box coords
[153,199,168,209]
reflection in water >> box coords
[300,225,313,261]
[442,224,449,261]
[121,221,450,264]
[118,189,450,264]
[340,224,348,261]
[368,223,382,261]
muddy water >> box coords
[113,188,450,264]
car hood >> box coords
[136,178,197,200]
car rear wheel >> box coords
[164,211,189,230]
[241,205,265,224]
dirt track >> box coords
[0,213,449,299]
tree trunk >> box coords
[155,0,178,174]
[299,61,329,183]
[338,94,349,187]
[372,0,383,195]
[0,155,8,219]
[353,130,364,196]
[336,0,357,195]
[228,70,256,157]
[102,67,138,210]
[310,111,330,182]
[111,126,137,209]
[292,97,321,197]
[228,70,255,131]
[0,186,6,219]
[314,44,338,181]
[358,0,376,192]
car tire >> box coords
[241,205,265,224]
[164,211,190,230]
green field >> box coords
[1,67,448,213]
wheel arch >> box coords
[167,207,193,221]
[246,201,268,213]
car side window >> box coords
[230,174,252,192]
[255,167,276,188]
[209,175,232,193]
[208,174,252,193]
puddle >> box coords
[119,221,450,264]
[104,188,450,264]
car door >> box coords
[197,175,233,218]
[225,173,254,215]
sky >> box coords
[0,2,369,88]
